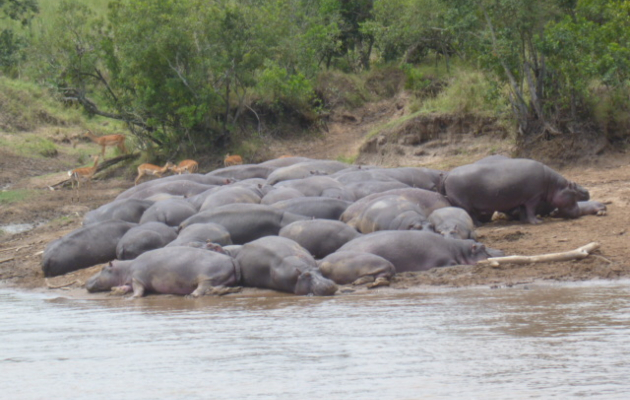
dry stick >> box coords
[477,242,601,267]
[0,257,14,264]
[45,279,78,289]
[0,245,31,253]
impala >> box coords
[84,130,127,158]
[224,153,243,167]
[172,159,199,174]
[68,155,100,201]
[135,161,175,185]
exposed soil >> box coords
[1,94,629,298]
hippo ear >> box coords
[470,243,486,254]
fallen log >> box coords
[49,152,140,189]
[477,242,601,267]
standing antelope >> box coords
[224,153,243,167]
[172,159,199,174]
[68,155,100,201]
[84,130,127,158]
[135,161,175,185]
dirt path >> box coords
[1,101,629,297]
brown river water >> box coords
[1,281,629,399]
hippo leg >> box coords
[520,201,542,224]
[351,276,375,286]
[131,278,146,298]
[190,280,241,297]
[110,285,132,296]
[367,276,391,289]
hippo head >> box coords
[570,182,590,201]
[458,240,504,264]
[294,270,338,296]
[85,260,131,293]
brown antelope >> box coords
[172,159,199,174]
[84,130,127,158]
[68,155,100,201]
[134,161,175,185]
[224,153,243,167]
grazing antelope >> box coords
[68,155,100,201]
[224,153,243,167]
[172,159,199,174]
[84,130,127,158]
[135,161,175,185]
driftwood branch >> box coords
[45,279,78,289]
[477,242,601,267]
[0,257,14,264]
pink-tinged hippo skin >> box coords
[266,160,349,185]
[271,197,352,220]
[115,174,230,200]
[85,247,241,298]
[279,220,361,259]
[340,188,451,224]
[206,164,276,180]
[350,195,433,234]
[42,220,137,277]
[318,251,395,287]
[337,230,503,273]
[428,207,477,240]
[442,158,589,225]
[82,199,154,227]
[199,186,262,211]
[139,198,198,227]
[167,222,233,248]
[235,236,338,296]
[179,204,308,244]
[115,222,177,260]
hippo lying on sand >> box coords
[318,251,395,288]
[236,236,338,296]
[338,230,503,272]
[85,247,241,298]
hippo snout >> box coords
[295,271,338,296]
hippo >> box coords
[115,174,229,200]
[235,236,338,296]
[374,167,445,191]
[350,195,433,234]
[258,156,313,169]
[179,204,308,244]
[332,169,401,184]
[85,247,241,298]
[428,207,476,240]
[441,158,590,224]
[138,198,199,227]
[119,180,216,201]
[341,188,451,224]
[199,186,262,211]
[275,175,356,201]
[549,200,607,218]
[344,180,410,199]
[167,222,233,247]
[82,198,154,226]
[318,251,395,288]
[266,160,349,185]
[260,187,305,205]
[279,220,361,259]
[116,222,178,260]
[206,164,276,180]
[271,197,352,220]
[42,220,137,277]
[338,230,503,272]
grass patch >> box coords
[316,70,373,109]
[0,134,57,158]
[0,189,36,204]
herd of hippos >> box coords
[43,155,607,298]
